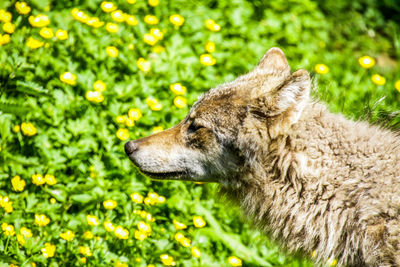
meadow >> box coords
[0,0,399,266]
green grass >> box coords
[0,0,399,266]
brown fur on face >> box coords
[126,48,400,266]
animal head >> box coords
[125,48,311,184]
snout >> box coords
[124,140,139,155]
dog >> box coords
[125,48,400,266]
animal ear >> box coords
[255,69,311,118]
[257,47,290,76]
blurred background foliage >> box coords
[0,0,399,266]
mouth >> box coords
[139,170,188,180]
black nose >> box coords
[125,141,138,155]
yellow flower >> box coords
[114,226,129,239]
[193,216,206,228]
[101,1,117,12]
[314,64,329,74]
[128,43,135,50]
[115,261,129,267]
[130,192,144,203]
[60,230,75,241]
[137,58,151,72]
[200,54,216,66]
[358,56,375,69]
[111,10,125,22]
[87,17,104,28]
[60,72,77,86]
[152,126,164,133]
[170,83,186,95]
[83,231,94,239]
[39,27,54,39]
[41,243,56,258]
[1,223,15,236]
[371,74,386,86]
[160,254,175,266]
[173,219,187,230]
[13,125,20,132]
[104,221,115,232]
[205,19,221,32]
[146,97,162,111]
[228,256,242,266]
[17,234,26,245]
[116,128,129,141]
[103,199,117,210]
[157,195,166,204]
[116,115,127,124]
[20,227,33,239]
[32,174,45,185]
[45,174,57,185]
[0,9,12,23]
[205,41,215,53]
[125,15,138,26]
[81,257,87,264]
[169,14,184,27]
[148,0,159,6]
[26,37,44,49]
[55,29,68,40]
[191,247,201,258]
[144,33,158,46]
[93,80,106,92]
[174,96,187,108]
[327,257,338,266]
[180,237,191,247]
[86,91,104,103]
[28,14,50,27]
[128,108,142,120]
[21,122,37,136]
[127,0,136,3]
[50,198,56,204]
[79,246,92,257]
[35,214,50,226]
[395,80,400,93]
[0,34,11,46]
[152,45,165,53]
[3,22,15,34]
[86,215,100,226]
[15,2,31,14]
[3,201,13,213]
[134,230,147,240]
[137,221,151,234]
[144,15,158,25]
[106,46,119,57]
[125,117,135,127]
[11,175,25,192]
[106,22,119,33]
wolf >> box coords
[125,48,400,266]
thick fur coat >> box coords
[126,48,400,266]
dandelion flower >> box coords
[0,10,12,23]
[39,27,54,39]
[170,83,186,95]
[137,58,151,72]
[137,221,151,234]
[86,215,100,226]
[86,91,104,103]
[111,10,125,22]
[45,174,57,185]
[205,19,221,32]
[106,46,119,57]
[228,256,242,266]
[144,15,158,25]
[314,64,329,74]
[371,74,386,85]
[174,96,187,108]
[50,198,56,204]
[134,230,147,240]
[55,29,68,40]
[11,175,26,192]
[15,2,31,15]
[104,221,115,232]
[32,174,45,185]
[35,214,50,226]
[20,227,32,239]
[93,80,107,92]
[79,246,92,257]
[358,56,375,69]
[180,237,191,247]
[116,115,127,124]
[169,14,184,27]
[60,72,77,86]
[114,226,129,239]
[146,97,162,111]
[125,118,135,128]
[1,223,15,236]
[148,0,159,6]
[87,17,104,28]
[28,14,50,27]
[60,230,75,241]
[116,128,129,141]
[144,33,158,46]
[106,22,119,33]
[150,28,164,40]
[205,41,215,53]
[3,22,15,34]
[160,254,175,266]
[173,219,187,230]
[0,34,11,46]
[103,199,117,210]
[128,108,142,120]
[200,54,216,66]
[21,122,37,136]
[191,247,201,258]
[125,15,138,26]
[130,192,144,203]
[26,37,44,49]
[193,216,206,228]
[41,243,56,258]
[101,1,117,12]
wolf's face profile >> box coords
[125,48,400,266]
[125,48,310,185]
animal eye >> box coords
[187,121,204,134]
